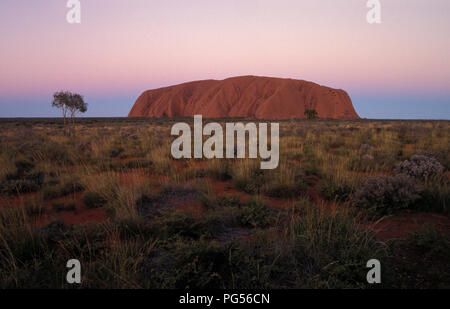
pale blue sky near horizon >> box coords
[0,0,449,119]
[1,91,449,120]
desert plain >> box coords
[0,117,448,288]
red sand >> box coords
[372,213,450,241]
[129,76,359,120]
[34,192,106,227]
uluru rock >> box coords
[128,76,359,120]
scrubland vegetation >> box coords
[0,118,448,288]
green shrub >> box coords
[239,198,273,228]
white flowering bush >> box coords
[395,154,444,179]
[352,174,423,214]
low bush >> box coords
[352,174,423,214]
[395,154,444,180]
[239,198,273,228]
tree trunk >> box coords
[62,107,68,135]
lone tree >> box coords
[52,91,87,134]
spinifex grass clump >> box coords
[24,198,46,216]
[288,204,381,288]
[232,160,306,197]
[0,207,59,288]
[320,171,359,202]
[0,158,45,195]
[416,180,450,214]
[41,176,84,200]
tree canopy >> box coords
[52,91,87,133]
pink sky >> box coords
[0,0,449,118]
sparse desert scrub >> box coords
[41,175,83,200]
[287,203,382,288]
[231,159,269,194]
[231,159,306,198]
[239,197,274,228]
[103,182,147,222]
[0,207,57,288]
[385,225,450,288]
[146,143,177,175]
[413,177,449,214]
[262,161,307,198]
[0,118,448,288]
[200,192,241,210]
[0,154,15,181]
[320,169,360,202]
[24,197,46,216]
[78,171,120,201]
[205,159,233,180]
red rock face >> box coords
[128,76,359,120]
